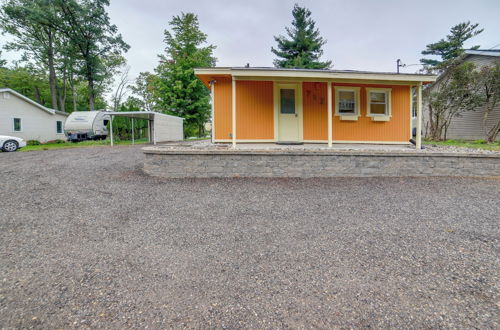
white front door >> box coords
[278,84,301,142]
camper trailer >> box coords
[64,111,111,142]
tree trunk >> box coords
[87,71,95,111]
[47,29,59,110]
[71,84,77,112]
[33,86,42,104]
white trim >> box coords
[332,140,411,145]
[275,82,303,142]
[210,81,215,144]
[334,86,361,119]
[366,88,392,120]
[193,68,437,83]
[409,86,414,138]
[231,77,236,148]
[416,83,423,149]
[327,82,332,147]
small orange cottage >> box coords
[195,67,436,148]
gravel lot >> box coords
[1,145,499,328]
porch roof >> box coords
[194,67,437,88]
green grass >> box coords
[20,138,149,152]
[423,139,500,151]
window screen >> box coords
[280,89,295,114]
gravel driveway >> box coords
[1,146,499,328]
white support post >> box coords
[231,77,236,148]
[327,82,333,148]
[147,120,151,143]
[210,81,215,144]
[153,118,156,145]
[416,82,423,149]
[131,118,135,145]
[110,115,114,147]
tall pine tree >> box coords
[153,13,216,137]
[420,22,483,70]
[272,4,331,69]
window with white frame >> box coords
[13,118,21,132]
[366,88,392,117]
[56,121,63,134]
[334,87,360,117]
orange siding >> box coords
[331,83,410,142]
[303,82,328,140]
[214,77,232,140]
[236,81,274,140]
[212,77,411,143]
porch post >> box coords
[131,117,135,145]
[416,82,423,149]
[110,115,114,147]
[231,77,236,148]
[327,82,333,148]
[210,80,215,144]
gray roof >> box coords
[464,49,500,57]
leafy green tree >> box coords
[53,0,130,111]
[153,13,216,137]
[0,0,63,109]
[477,64,500,142]
[425,62,483,140]
[0,51,6,67]
[272,4,331,69]
[420,22,483,70]
[130,71,157,112]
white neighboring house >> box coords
[0,88,69,143]
[423,49,500,141]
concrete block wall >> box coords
[142,149,500,178]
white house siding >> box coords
[424,53,500,141]
[153,114,184,142]
[0,91,68,142]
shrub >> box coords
[27,140,41,146]
[45,139,67,144]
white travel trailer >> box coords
[64,111,111,142]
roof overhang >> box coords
[105,111,184,121]
[194,67,437,88]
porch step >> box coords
[276,141,304,145]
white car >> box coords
[0,135,27,152]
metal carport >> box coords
[106,111,184,146]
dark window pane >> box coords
[370,103,386,114]
[56,121,63,133]
[280,89,295,114]
[13,118,21,131]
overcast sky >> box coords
[1,0,499,81]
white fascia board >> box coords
[194,68,436,83]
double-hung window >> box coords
[56,121,63,134]
[13,118,22,132]
[366,88,392,121]
[334,87,360,120]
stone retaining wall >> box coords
[142,148,500,178]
